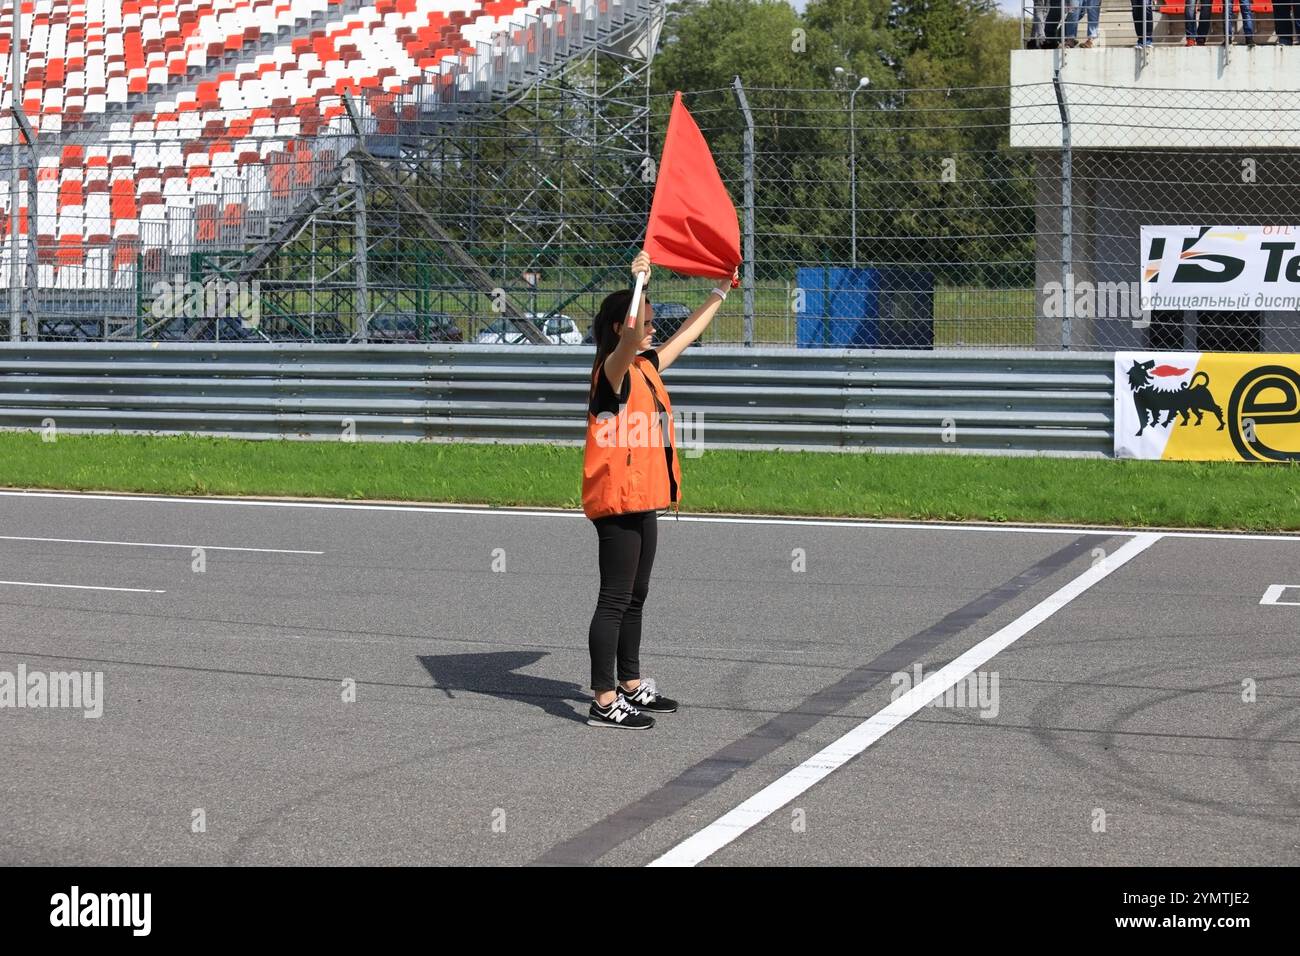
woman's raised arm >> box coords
[655,286,728,373]
[602,250,653,392]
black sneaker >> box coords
[618,678,678,714]
[587,697,655,729]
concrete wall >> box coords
[1011,47,1300,150]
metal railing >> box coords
[0,343,1115,455]
[1019,0,1292,48]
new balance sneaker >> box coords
[618,677,678,714]
[587,696,655,729]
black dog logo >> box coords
[1127,360,1226,437]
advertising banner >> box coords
[1114,351,1300,461]
[1140,225,1300,312]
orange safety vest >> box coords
[582,354,683,520]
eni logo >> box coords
[1228,366,1300,461]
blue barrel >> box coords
[795,267,934,349]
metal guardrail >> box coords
[0,344,1116,456]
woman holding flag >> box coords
[581,92,742,729]
[582,254,731,728]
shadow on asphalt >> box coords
[418,651,588,724]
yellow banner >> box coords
[1114,352,1300,461]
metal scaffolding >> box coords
[191,0,664,345]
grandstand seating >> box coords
[0,0,635,291]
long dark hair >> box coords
[590,287,635,382]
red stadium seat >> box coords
[1165,0,1277,10]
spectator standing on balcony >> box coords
[1029,0,1064,48]
[1278,0,1300,43]
[1228,0,1257,43]
[1190,0,1248,44]
[1189,0,1219,43]
[1132,0,1155,46]
[1193,0,1256,43]
[1066,0,1101,46]
[1184,0,1200,44]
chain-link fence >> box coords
[1014,79,1300,352]
[6,76,1300,351]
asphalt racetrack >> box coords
[1,490,1297,866]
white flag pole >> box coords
[625,267,647,328]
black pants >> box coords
[1278,1,1300,43]
[1131,0,1154,42]
[1035,0,1063,47]
[588,510,657,692]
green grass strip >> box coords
[0,432,1297,531]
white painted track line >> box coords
[648,532,1164,867]
[1260,585,1300,606]
[0,580,167,594]
[1,490,1297,541]
[0,535,323,555]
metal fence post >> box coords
[348,158,371,343]
[733,76,755,346]
[1225,0,1232,64]
[23,126,36,340]
[1052,63,1073,351]
[8,0,22,342]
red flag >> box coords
[643,91,741,283]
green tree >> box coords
[648,0,1033,286]
[652,0,827,92]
